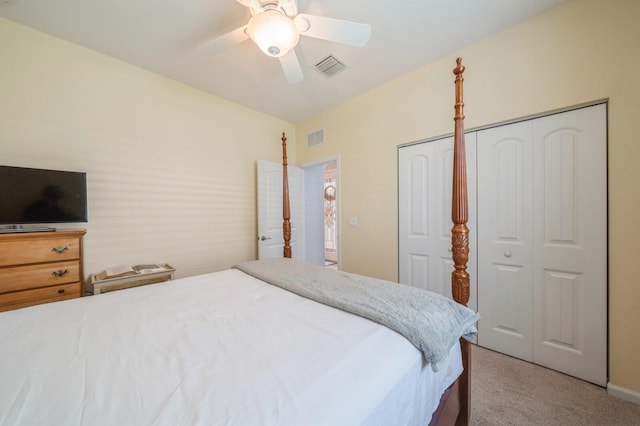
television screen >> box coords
[0,165,88,225]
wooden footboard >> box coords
[429,373,460,425]
[429,340,470,426]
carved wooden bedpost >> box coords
[452,58,470,308]
[452,57,471,426]
[282,132,292,258]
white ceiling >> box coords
[0,0,566,123]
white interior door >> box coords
[477,121,534,361]
[478,104,607,386]
[257,160,304,260]
[531,104,607,386]
[398,136,477,313]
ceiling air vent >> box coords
[315,55,348,78]
[307,128,325,147]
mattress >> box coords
[0,268,462,425]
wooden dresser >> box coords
[0,230,86,312]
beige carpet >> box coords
[470,345,640,425]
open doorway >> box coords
[302,158,339,269]
[323,161,338,268]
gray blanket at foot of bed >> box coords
[233,258,479,371]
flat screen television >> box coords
[0,165,88,229]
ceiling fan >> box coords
[198,0,372,84]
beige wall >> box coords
[296,0,640,395]
[0,18,295,279]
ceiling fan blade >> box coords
[197,26,249,56]
[279,49,304,84]
[295,14,371,47]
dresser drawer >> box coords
[0,282,81,312]
[0,237,80,267]
[0,261,80,293]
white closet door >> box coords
[398,136,477,313]
[477,122,534,361]
[478,104,607,386]
[531,104,607,386]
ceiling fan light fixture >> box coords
[246,9,299,57]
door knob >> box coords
[259,236,271,241]
[504,252,512,258]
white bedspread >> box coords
[0,269,462,425]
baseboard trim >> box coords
[607,382,640,405]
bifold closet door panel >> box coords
[477,121,534,362]
[531,104,607,386]
[477,104,607,386]
[398,136,477,313]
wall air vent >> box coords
[315,55,348,78]
[307,128,325,147]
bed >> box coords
[0,58,475,425]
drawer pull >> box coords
[52,269,69,278]
[58,288,65,294]
[51,246,70,254]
